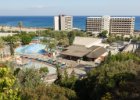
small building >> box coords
[61,45,107,61]
[61,37,108,61]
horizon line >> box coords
[0,15,139,16]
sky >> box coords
[0,0,139,16]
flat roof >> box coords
[87,17,102,18]
[87,47,107,58]
[61,45,91,57]
[61,45,107,58]
[73,37,102,48]
[111,17,135,18]
[87,16,135,19]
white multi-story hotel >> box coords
[86,16,135,36]
[54,15,73,31]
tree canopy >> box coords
[0,65,20,100]
[98,30,108,38]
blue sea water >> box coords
[0,16,140,30]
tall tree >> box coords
[18,21,23,33]
[6,36,20,56]
[0,38,4,60]
[42,38,57,52]
[99,30,108,38]
[68,31,75,45]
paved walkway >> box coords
[123,43,139,53]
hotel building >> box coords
[86,16,135,36]
[110,17,135,35]
[54,15,73,31]
[86,16,110,35]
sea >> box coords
[0,16,140,30]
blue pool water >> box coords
[15,43,46,55]
[15,43,56,75]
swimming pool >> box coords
[15,43,47,55]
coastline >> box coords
[0,16,140,30]
[0,25,47,32]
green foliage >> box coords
[0,66,20,100]
[39,67,49,74]
[40,30,87,46]
[18,21,23,28]
[104,35,131,43]
[20,84,77,100]
[68,31,75,45]
[18,21,23,32]
[55,68,77,89]
[41,38,57,52]
[0,27,4,32]
[14,68,21,76]
[9,42,14,56]
[104,53,140,64]
[48,39,57,51]
[16,68,42,89]
[21,35,32,45]
[55,65,63,85]
[101,92,112,100]
[74,53,140,100]
[0,38,4,49]
[105,36,116,43]
[15,67,77,100]
[99,30,108,38]
[58,38,69,46]
[2,35,21,55]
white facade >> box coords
[54,15,73,31]
[101,16,110,34]
[54,16,59,31]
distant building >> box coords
[54,15,73,31]
[86,16,110,36]
[110,17,135,35]
[86,16,135,36]
[134,30,140,37]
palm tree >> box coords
[49,39,57,52]
[41,38,50,51]
[41,38,57,53]
[5,36,20,61]
[0,38,4,60]
[18,21,23,33]
[1,26,4,32]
